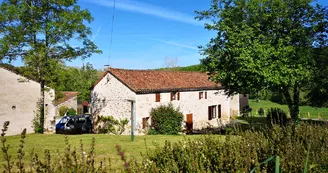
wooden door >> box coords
[186,114,193,133]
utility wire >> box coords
[108,0,116,66]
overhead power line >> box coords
[108,0,116,66]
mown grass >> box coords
[248,99,328,119]
[0,133,222,171]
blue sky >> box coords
[8,0,328,70]
[74,0,214,70]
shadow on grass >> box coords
[234,116,268,131]
[301,118,328,125]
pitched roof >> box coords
[92,68,222,93]
[55,91,79,106]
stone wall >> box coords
[0,68,56,135]
[230,94,241,117]
[91,72,136,133]
[135,90,231,133]
[55,96,78,116]
[239,94,249,111]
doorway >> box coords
[186,113,193,133]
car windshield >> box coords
[58,117,69,124]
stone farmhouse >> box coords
[0,67,56,135]
[91,68,248,134]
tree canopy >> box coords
[54,62,99,102]
[196,0,328,120]
[0,0,101,132]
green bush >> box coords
[67,108,77,116]
[266,107,288,127]
[258,108,264,116]
[58,106,68,116]
[132,123,328,172]
[99,116,129,135]
[147,128,159,135]
[32,100,43,133]
[149,103,183,135]
[241,105,252,117]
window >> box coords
[199,91,207,100]
[199,92,203,99]
[208,105,222,120]
[212,106,216,118]
[155,93,160,102]
[142,117,150,129]
[170,92,180,101]
[58,117,69,124]
[208,105,217,120]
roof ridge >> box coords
[109,67,205,73]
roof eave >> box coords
[135,86,224,94]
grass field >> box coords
[248,99,328,119]
[0,133,222,171]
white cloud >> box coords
[92,26,101,41]
[84,0,205,26]
[146,37,198,50]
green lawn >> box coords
[0,133,222,171]
[248,99,328,119]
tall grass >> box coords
[2,121,328,172]
[0,121,130,173]
[133,123,328,172]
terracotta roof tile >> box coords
[92,68,222,93]
[82,101,89,106]
[55,91,78,106]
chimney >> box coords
[104,65,110,71]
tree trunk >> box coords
[39,79,45,133]
[282,86,300,121]
[292,84,300,120]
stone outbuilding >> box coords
[0,67,56,135]
[55,91,78,116]
[91,68,248,134]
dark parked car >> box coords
[56,115,92,134]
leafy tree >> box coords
[196,0,328,120]
[54,62,98,102]
[307,47,328,107]
[158,64,206,72]
[0,0,101,132]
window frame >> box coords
[208,104,221,120]
[199,91,207,99]
[155,93,161,102]
[199,92,204,99]
[218,104,221,119]
[171,92,180,101]
[142,117,150,129]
